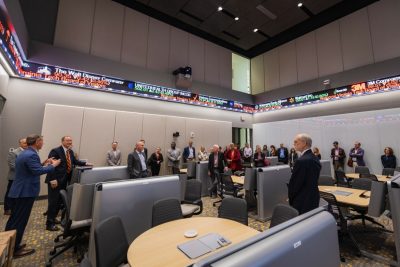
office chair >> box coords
[351,178,372,191]
[319,191,361,258]
[181,179,203,217]
[152,198,183,227]
[382,168,395,177]
[359,173,378,181]
[46,187,91,267]
[186,161,196,179]
[95,216,129,267]
[213,173,244,207]
[318,175,335,186]
[218,198,248,225]
[355,166,370,175]
[334,170,350,187]
[269,204,299,228]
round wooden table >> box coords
[127,217,259,267]
[345,173,391,182]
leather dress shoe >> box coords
[14,248,35,258]
[54,219,61,224]
[46,225,60,231]
[19,243,26,249]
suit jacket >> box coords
[9,147,55,198]
[208,152,226,174]
[127,151,148,178]
[7,147,24,180]
[277,147,289,163]
[381,155,396,169]
[45,146,86,184]
[147,153,164,169]
[253,152,266,167]
[167,148,181,167]
[106,149,121,166]
[288,149,321,214]
[183,146,196,162]
[330,147,346,163]
[349,148,365,166]
[225,149,241,171]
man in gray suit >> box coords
[106,141,121,166]
[4,138,27,215]
[127,141,148,178]
[167,142,182,174]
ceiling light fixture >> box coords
[234,17,239,21]
[217,6,223,11]
[253,28,258,32]
[297,3,303,7]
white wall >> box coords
[252,0,400,93]
[254,107,400,175]
[54,0,232,89]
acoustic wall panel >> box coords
[164,116,187,174]
[169,27,189,72]
[368,0,400,62]
[185,118,206,151]
[90,0,124,61]
[188,34,205,82]
[147,18,170,72]
[114,111,144,165]
[204,41,220,85]
[279,41,297,87]
[121,8,149,68]
[218,122,232,148]
[142,114,166,163]
[315,21,343,77]
[54,0,95,54]
[250,55,264,94]
[219,47,232,89]
[339,8,374,71]
[296,32,319,82]
[264,48,280,91]
[79,108,116,166]
[201,120,219,152]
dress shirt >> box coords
[137,150,147,171]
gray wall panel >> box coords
[296,32,318,82]
[147,18,170,72]
[169,27,189,72]
[204,41,220,85]
[188,34,205,83]
[250,55,264,94]
[278,41,297,87]
[219,47,232,89]
[264,49,280,91]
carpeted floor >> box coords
[0,198,396,267]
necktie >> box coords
[66,149,72,173]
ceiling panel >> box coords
[261,7,308,36]
[148,0,187,16]
[302,0,342,15]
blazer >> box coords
[381,155,396,169]
[225,149,241,171]
[330,147,346,163]
[147,153,164,168]
[253,152,266,167]
[208,152,226,174]
[9,147,55,198]
[106,149,121,166]
[277,147,289,162]
[349,148,365,166]
[288,149,321,214]
[45,146,86,183]
[167,148,181,167]
[183,146,196,162]
[127,151,147,178]
[7,147,24,181]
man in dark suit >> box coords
[349,142,365,167]
[183,140,196,163]
[5,134,60,258]
[127,141,149,179]
[331,141,346,171]
[45,136,89,231]
[208,144,227,198]
[288,134,321,214]
[140,139,148,161]
[277,143,289,164]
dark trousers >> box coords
[151,166,160,176]
[4,180,15,212]
[209,169,220,196]
[46,180,67,226]
[5,197,35,250]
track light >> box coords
[297,3,303,7]
[234,17,239,21]
[217,6,223,11]
[253,28,258,32]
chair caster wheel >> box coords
[46,262,52,267]
[49,249,56,255]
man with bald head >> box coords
[128,141,149,179]
[208,144,227,198]
[288,134,321,214]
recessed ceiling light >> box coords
[218,6,223,11]
[297,3,303,7]
[253,28,258,32]
[234,17,239,21]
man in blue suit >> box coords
[288,134,321,214]
[5,134,60,258]
[183,140,195,163]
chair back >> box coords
[95,216,128,267]
[221,174,236,196]
[269,204,299,228]
[334,170,348,187]
[382,168,394,176]
[319,191,345,225]
[359,173,378,181]
[187,161,196,178]
[218,198,248,225]
[152,198,183,227]
[59,189,72,230]
[184,179,202,202]
[351,178,372,191]
[368,181,387,217]
[355,166,370,175]
[318,175,335,186]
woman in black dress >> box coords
[381,147,396,169]
[148,147,164,176]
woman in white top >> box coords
[197,146,209,161]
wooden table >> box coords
[231,175,244,185]
[346,173,391,182]
[127,217,259,267]
[180,168,187,173]
[319,186,370,208]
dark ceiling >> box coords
[19,0,379,59]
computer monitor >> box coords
[194,208,340,267]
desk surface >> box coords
[231,175,244,185]
[319,185,370,208]
[346,173,390,182]
[127,217,259,267]
[180,168,187,173]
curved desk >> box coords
[346,173,390,182]
[319,185,370,208]
[127,217,259,267]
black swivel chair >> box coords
[152,198,183,227]
[218,198,248,225]
[355,166,370,175]
[382,168,395,177]
[213,173,244,207]
[181,179,203,217]
[318,175,335,186]
[46,187,91,267]
[352,178,372,191]
[95,216,129,267]
[359,173,378,181]
[269,204,299,228]
[335,170,350,187]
